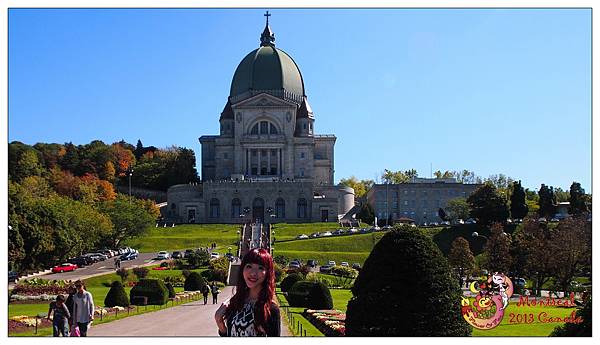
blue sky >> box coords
[8,8,592,192]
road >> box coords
[89,286,292,336]
[16,253,163,285]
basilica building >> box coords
[166,16,355,224]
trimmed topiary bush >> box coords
[184,272,207,291]
[345,225,471,336]
[280,272,303,293]
[165,282,176,298]
[287,281,333,309]
[129,278,169,305]
[104,281,129,307]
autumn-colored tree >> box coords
[447,237,475,277]
[49,167,81,199]
[482,223,512,273]
[111,143,136,176]
[339,176,374,199]
[33,142,66,170]
[101,161,116,183]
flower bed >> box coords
[9,315,52,333]
[303,309,346,336]
[10,294,58,302]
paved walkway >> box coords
[89,286,291,336]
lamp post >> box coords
[128,168,134,205]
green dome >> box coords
[229,45,305,104]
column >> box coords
[257,149,262,176]
[277,149,281,177]
[267,149,271,175]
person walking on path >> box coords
[211,282,220,304]
[214,248,280,337]
[72,280,95,337]
[47,295,71,337]
[202,284,210,305]
[64,285,76,328]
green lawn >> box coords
[325,289,578,336]
[276,289,323,337]
[273,222,371,241]
[123,223,241,253]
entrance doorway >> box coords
[252,198,264,223]
[321,209,329,222]
[188,209,196,223]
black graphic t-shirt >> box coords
[219,302,280,337]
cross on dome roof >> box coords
[260,10,275,47]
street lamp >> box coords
[128,168,134,205]
[471,232,488,241]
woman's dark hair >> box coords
[56,294,65,302]
[225,248,276,333]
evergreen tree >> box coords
[345,225,471,336]
[104,281,130,307]
[538,184,557,218]
[134,139,144,159]
[466,183,509,226]
[357,202,375,225]
[510,180,528,219]
[568,182,588,215]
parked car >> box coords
[465,218,477,224]
[52,263,78,273]
[288,262,301,269]
[360,228,371,233]
[157,251,170,260]
[441,221,450,226]
[319,265,333,273]
[90,252,108,261]
[455,219,465,225]
[538,218,547,223]
[9,271,18,282]
[382,225,393,231]
[210,252,220,259]
[340,262,349,267]
[550,218,560,223]
[321,231,333,237]
[296,234,309,240]
[99,249,114,258]
[310,232,320,238]
[328,260,336,266]
[332,229,344,235]
[172,251,183,259]
[68,256,91,267]
[351,263,361,270]
[185,249,194,257]
[370,226,380,232]
[348,228,359,234]
[306,259,318,267]
[514,278,527,288]
[120,252,138,261]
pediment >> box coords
[232,93,297,109]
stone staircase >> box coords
[227,222,272,286]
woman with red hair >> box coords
[215,248,280,336]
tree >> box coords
[538,184,557,218]
[568,182,588,215]
[445,197,470,221]
[466,184,509,226]
[134,139,145,159]
[549,216,591,294]
[381,169,410,184]
[184,272,207,291]
[482,223,512,273]
[356,202,375,225]
[133,267,149,280]
[116,268,130,282]
[339,176,374,199]
[448,237,475,278]
[437,208,448,221]
[513,219,555,296]
[510,180,528,219]
[345,225,471,336]
[9,145,43,182]
[452,170,481,184]
[433,170,455,179]
[99,194,156,248]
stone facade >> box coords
[366,178,481,225]
[166,19,354,224]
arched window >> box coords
[297,198,307,219]
[231,198,241,218]
[275,198,285,218]
[210,198,220,218]
[249,120,279,135]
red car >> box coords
[52,263,78,273]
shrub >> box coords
[551,297,591,336]
[160,262,169,268]
[133,267,149,280]
[331,266,357,278]
[274,263,285,283]
[129,278,169,305]
[345,225,471,336]
[187,249,210,268]
[209,257,229,272]
[163,275,185,287]
[164,282,176,298]
[184,272,207,291]
[280,273,304,293]
[116,268,129,282]
[182,269,191,278]
[287,281,333,309]
[104,281,129,307]
[274,255,289,267]
[201,269,228,284]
